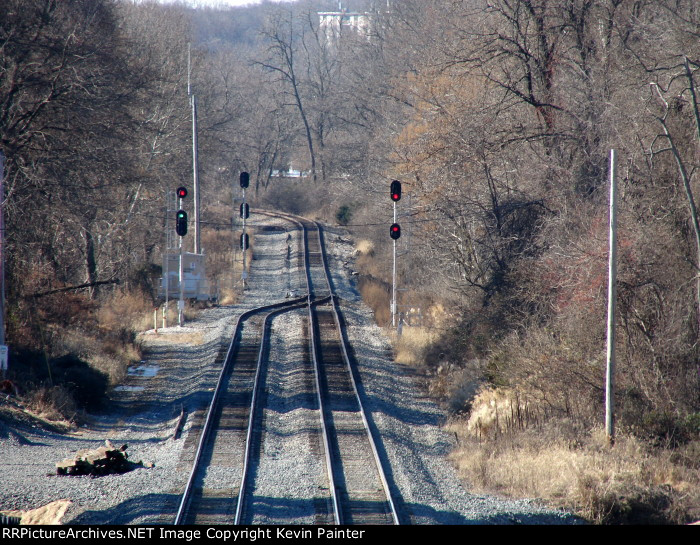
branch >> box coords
[31,278,120,299]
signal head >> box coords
[176,209,188,236]
[390,223,401,240]
[390,180,402,202]
[176,186,188,199]
[240,172,250,188]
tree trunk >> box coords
[84,227,98,299]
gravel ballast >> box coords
[0,214,580,525]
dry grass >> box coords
[152,301,199,329]
[355,247,383,279]
[447,387,700,524]
[392,326,438,365]
[355,239,375,256]
[2,499,72,525]
[139,329,205,345]
[90,289,156,385]
[201,226,245,304]
[351,234,696,523]
[11,251,220,423]
[426,303,449,328]
[358,278,391,326]
[25,385,77,422]
[461,386,543,439]
[217,286,238,305]
[97,289,155,333]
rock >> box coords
[1,499,72,525]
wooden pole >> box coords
[0,152,5,377]
[0,152,5,346]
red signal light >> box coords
[390,180,402,202]
[390,223,401,240]
[177,187,188,199]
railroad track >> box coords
[175,211,399,525]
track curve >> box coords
[175,210,400,525]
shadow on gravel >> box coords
[68,492,180,524]
[246,496,329,523]
[0,422,48,446]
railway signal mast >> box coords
[390,180,401,328]
[240,172,250,289]
[176,187,188,326]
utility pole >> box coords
[192,95,201,255]
[232,185,238,293]
[606,149,618,446]
[188,45,201,255]
[179,232,185,327]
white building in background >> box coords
[318,3,371,43]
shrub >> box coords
[26,385,79,423]
[357,276,390,326]
[335,204,353,225]
[637,411,700,448]
[49,354,109,412]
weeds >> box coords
[391,326,437,365]
[25,385,79,423]
[446,393,700,524]
[355,239,374,257]
[7,287,157,423]
[201,225,243,304]
[357,276,391,326]
[349,227,699,524]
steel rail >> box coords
[176,212,313,525]
[306,298,342,524]
[316,223,400,524]
[253,210,342,524]
[262,210,400,525]
[233,298,316,524]
[256,210,332,299]
[174,296,308,525]
[177,210,400,525]
[327,294,400,524]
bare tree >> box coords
[0,0,198,299]
[256,6,320,182]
